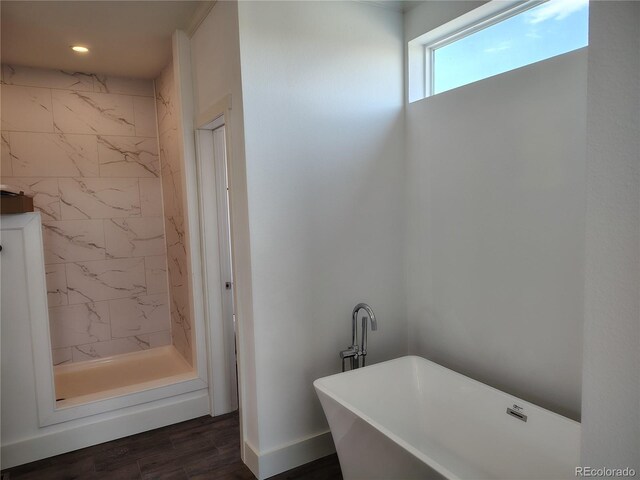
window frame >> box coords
[424,0,548,96]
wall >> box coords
[190,0,259,464]
[235,1,406,475]
[404,0,485,41]
[581,0,640,468]
[155,60,193,365]
[0,65,172,363]
[405,2,587,420]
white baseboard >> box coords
[244,439,261,477]
[244,430,336,479]
[1,389,210,469]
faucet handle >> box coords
[340,347,359,372]
[340,346,358,359]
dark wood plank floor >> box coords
[1,412,342,480]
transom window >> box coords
[408,0,589,101]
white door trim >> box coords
[194,96,238,416]
[212,125,239,412]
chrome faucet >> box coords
[340,303,378,371]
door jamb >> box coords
[194,94,240,417]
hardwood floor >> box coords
[269,454,342,480]
[1,412,343,480]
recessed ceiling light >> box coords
[71,45,89,53]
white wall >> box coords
[581,0,640,468]
[404,1,485,41]
[189,0,260,464]
[405,3,587,420]
[149,0,638,475]
[189,0,638,475]
[235,0,406,474]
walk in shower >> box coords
[1,60,197,407]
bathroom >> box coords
[1,0,638,479]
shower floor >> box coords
[55,345,195,406]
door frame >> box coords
[194,94,239,416]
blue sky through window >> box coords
[433,0,589,95]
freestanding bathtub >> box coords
[314,356,580,480]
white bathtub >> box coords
[314,356,580,480]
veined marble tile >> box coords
[167,242,189,289]
[169,281,191,325]
[173,331,191,364]
[2,65,93,92]
[148,330,172,348]
[139,178,164,216]
[51,90,135,136]
[104,217,166,258]
[166,215,188,290]
[158,127,180,174]
[154,61,173,101]
[0,177,60,220]
[145,255,168,294]
[133,96,158,137]
[161,169,184,218]
[72,336,150,361]
[155,60,192,366]
[165,214,185,246]
[1,132,14,176]
[42,219,106,264]
[52,348,73,366]
[10,131,99,177]
[66,257,146,304]
[46,264,68,307]
[97,135,159,178]
[156,94,178,136]
[109,293,170,338]
[155,72,176,136]
[49,301,111,349]
[93,75,154,97]
[166,215,187,276]
[1,84,54,132]
[169,282,193,365]
[172,322,192,366]
[59,177,140,219]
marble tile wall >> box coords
[155,61,193,366]
[1,64,173,364]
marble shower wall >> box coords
[155,61,193,366]
[0,64,173,364]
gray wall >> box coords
[405,3,587,421]
[581,0,640,468]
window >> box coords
[408,0,589,101]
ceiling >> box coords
[1,1,213,80]
[362,0,424,12]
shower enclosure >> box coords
[2,60,195,407]
[1,60,201,408]
[0,26,240,469]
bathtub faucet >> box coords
[341,303,377,371]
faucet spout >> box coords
[352,303,378,368]
[352,303,376,331]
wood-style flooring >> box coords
[1,412,343,480]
